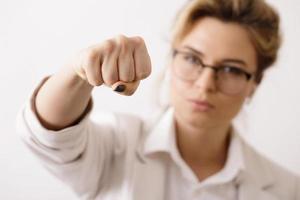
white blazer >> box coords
[16,83,300,200]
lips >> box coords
[187,99,215,112]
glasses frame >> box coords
[172,48,256,95]
[173,49,254,81]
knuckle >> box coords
[133,36,144,45]
[117,35,129,52]
[93,78,103,86]
[103,73,118,86]
[102,40,115,54]
[129,73,135,82]
[88,79,97,86]
[117,34,127,43]
[85,48,99,62]
[137,72,146,80]
[105,78,116,86]
[135,37,146,49]
[139,67,151,79]
[91,73,103,86]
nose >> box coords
[193,68,217,93]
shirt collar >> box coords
[143,107,246,184]
[143,107,175,155]
[201,129,246,186]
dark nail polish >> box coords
[114,84,126,92]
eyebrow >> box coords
[181,45,248,67]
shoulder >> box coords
[239,135,300,198]
[240,135,298,179]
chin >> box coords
[174,105,214,127]
[189,111,213,125]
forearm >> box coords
[35,65,94,130]
[34,35,151,130]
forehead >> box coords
[180,17,257,70]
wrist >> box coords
[62,64,95,91]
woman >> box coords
[17,0,300,199]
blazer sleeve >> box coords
[296,175,300,200]
[16,78,124,199]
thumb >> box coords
[111,81,140,96]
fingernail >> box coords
[114,84,126,92]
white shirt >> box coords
[143,108,244,200]
[16,78,300,200]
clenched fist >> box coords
[72,35,152,95]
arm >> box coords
[35,35,151,131]
[17,35,151,198]
[35,66,93,130]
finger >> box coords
[116,35,135,82]
[80,48,103,86]
[100,40,119,86]
[85,54,103,86]
[131,36,152,80]
[111,80,140,96]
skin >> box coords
[35,17,257,182]
[170,17,257,181]
[35,35,151,130]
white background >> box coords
[0,0,299,199]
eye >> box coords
[183,53,201,65]
[222,66,246,76]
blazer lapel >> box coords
[237,134,278,200]
[238,180,279,200]
[129,107,172,200]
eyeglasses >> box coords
[172,49,255,95]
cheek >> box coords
[216,93,247,120]
[216,80,255,119]
[170,75,188,106]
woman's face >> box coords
[170,17,257,128]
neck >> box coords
[175,116,231,167]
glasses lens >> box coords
[173,52,201,81]
[217,68,248,95]
[173,50,251,95]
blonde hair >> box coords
[171,0,281,83]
